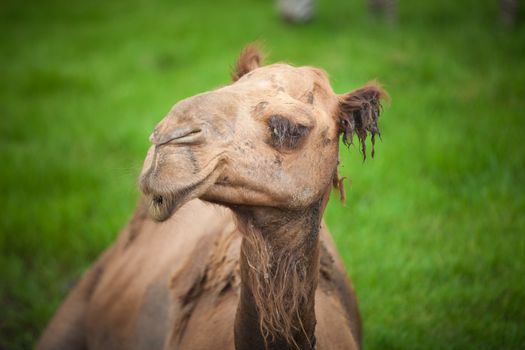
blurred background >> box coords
[1,0,524,349]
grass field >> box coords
[1,0,524,349]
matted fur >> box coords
[332,82,388,203]
[240,218,315,349]
[339,81,389,159]
[332,168,348,203]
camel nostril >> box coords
[150,126,203,145]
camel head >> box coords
[140,45,387,221]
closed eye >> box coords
[267,115,310,149]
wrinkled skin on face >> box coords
[140,64,342,221]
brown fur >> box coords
[232,43,263,81]
[331,81,388,201]
[339,81,389,159]
[239,217,314,349]
[332,168,348,203]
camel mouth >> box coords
[139,142,227,221]
[143,167,222,222]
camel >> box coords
[38,44,387,350]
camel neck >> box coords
[233,201,322,350]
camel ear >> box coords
[232,43,263,81]
[338,81,389,160]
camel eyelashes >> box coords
[267,115,310,149]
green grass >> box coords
[1,0,524,348]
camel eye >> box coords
[267,115,310,150]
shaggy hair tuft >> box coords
[239,218,316,349]
[232,43,264,81]
[339,81,389,160]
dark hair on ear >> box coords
[339,81,389,160]
[232,43,264,81]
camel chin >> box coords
[145,184,202,222]
[147,192,180,222]
[139,149,222,221]
[142,179,191,222]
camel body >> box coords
[39,45,387,350]
[39,199,360,350]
